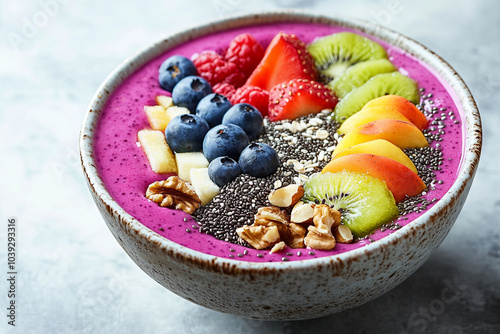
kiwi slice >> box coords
[334,72,420,122]
[328,59,396,98]
[302,171,399,237]
[308,32,388,83]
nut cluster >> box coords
[146,176,201,214]
[236,184,353,252]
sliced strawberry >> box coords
[225,33,265,78]
[231,85,269,116]
[213,82,236,100]
[245,32,317,91]
[268,79,338,121]
[193,51,246,87]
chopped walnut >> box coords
[256,206,289,224]
[304,204,341,251]
[146,176,201,214]
[283,223,307,249]
[236,225,280,250]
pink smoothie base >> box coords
[94,22,464,262]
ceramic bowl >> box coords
[79,11,482,320]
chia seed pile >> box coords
[194,89,458,247]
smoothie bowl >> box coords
[80,12,481,320]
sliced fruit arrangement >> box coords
[307,32,388,83]
[334,72,420,122]
[302,171,399,238]
[331,139,418,174]
[328,58,396,98]
[268,78,338,121]
[245,32,317,91]
[333,119,429,155]
[323,154,426,203]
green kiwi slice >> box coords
[308,32,388,83]
[334,72,420,122]
[328,59,396,98]
[302,171,399,237]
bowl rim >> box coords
[80,10,482,272]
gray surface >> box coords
[0,0,498,333]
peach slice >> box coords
[333,119,428,155]
[362,95,428,130]
[338,105,411,135]
[331,139,418,173]
[322,153,426,202]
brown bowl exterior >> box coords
[80,11,481,320]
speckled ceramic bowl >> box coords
[79,11,481,320]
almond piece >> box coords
[290,201,314,224]
[333,225,354,244]
[268,184,304,208]
[269,241,286,254]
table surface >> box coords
[1,0,499,333]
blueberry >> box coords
[158,55,198,92]
[172,76,212,113]
[165,114,209,152]
[222,103,263,141]
[203,124,249,162]
[238,143,279,178]
[196,93,232,128]
[208,156,241,187]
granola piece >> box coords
[146,176,201,214]
[304,204,341,250]
[236,225,280,250]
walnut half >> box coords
[146,176,201,214]
[304,204,341,251]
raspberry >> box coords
[193,51,245,87]
[225,33,265,78]
[231,85,269,116]
[213,82,236,100]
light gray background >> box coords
[1,0,499,333]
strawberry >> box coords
[245,32,317,91]
[225,33,265,78]
[213,82,236,100]
[268,79,338,122]
[193,51,246,87]
[231,85,269,116]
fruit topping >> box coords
[174,152,209,182]
[172,75,213,113]
[195,93,232,128]
[190,167,220,206]
[328,58,396,98]
[203,124,250,162]
[322,153,427,202]
[144,105,170,132]
[222,103,263,141]
[238,143,279,178]
[231,85,269,116]
[137,129,177,174]
[193,50,245,87]
[225,33,265,78]
[267,184,304,208]
[303,204,341,251]
[165,114,210,153]
[158,55,198,92]
[302,171,399,238]
[208,156,241,187]
[245,32,317,91]
[307,32,388,83]
[146,176,201,214]
[332,119,429,155]
[331,139,418,174]
[334,72,420,122]
[213,82,236,100]
[268,78,338,121]
[156,95,174,109]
